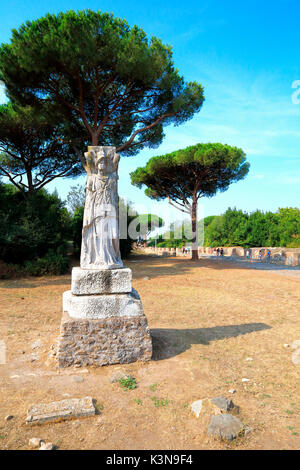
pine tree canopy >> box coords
[130,143,249,209]
[0,9,205,154]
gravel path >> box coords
[199,254,300,278]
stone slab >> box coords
[26,397,96,425]
[57,311,152,367]
[71,267,132,295]
[63,288,143,319]
[208,414,244,441]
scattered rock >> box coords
[29,437,44,448]
[5,415,13,421]
[242,378,250,383]
[144,277,150,280]
[39,442,55,450]
[292,349,300,365]
[94,417,103,426]
[291,340,300,350]
[191,400,203,418]
[228,389,236,394]
[191,397,239,419]
[283,344,290,348]
[73,376,84,383]
[31,339,42,350]
[109,371,131,384]
[210,397,234,412]
[208,414,244,441]
[26,397,96,425]
[244,426,252,435]
[30,354,39,362]
[245,357,253,362]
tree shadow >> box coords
[151,323,271,360]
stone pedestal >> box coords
[57,267,152,367]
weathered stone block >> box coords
[71,266,132,295]
[57,311,152,367]
[208,414,244,441]
[63,288,143,319]
[26,397,96,425]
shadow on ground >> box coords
[151,323,271,360]
[1,252,298,288]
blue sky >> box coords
[0,0,300,225]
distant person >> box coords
[267,249,271,261]
[259,249,263,261]
[220,248,224,257]
[246,249,250,260]
[216,248,220,257]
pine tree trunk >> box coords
[191,197,198,261]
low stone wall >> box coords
[141,246,300,267]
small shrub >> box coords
[118,376,137,391]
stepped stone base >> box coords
[57,311,152,367]
[63,288,143,319]
[71,267,132,295]
[57,266,152,367]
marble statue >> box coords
[80,146,123,270]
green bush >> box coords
[24,248,70,276]
[0,183,71,264]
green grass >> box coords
[133,398,142,405]
[151,396,168,407]
[149,383,159,391]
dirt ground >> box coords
[0,253,299,450]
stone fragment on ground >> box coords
[39,442,55,450]
[29,437,44,448]
[5,415,13,421]
[210,397,234,412]
[191,396,239,419]
[208,414,244,441]
[26,397,96,425]
[228,389,236,394]
[292,349,300,365]
[291,340,300,350]
[191,400,203,418]
[242,378,250,383]
[30,354,39,362]
[31,339,42,350]
[109,371,132,383]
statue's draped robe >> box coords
[80,172,123,269]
